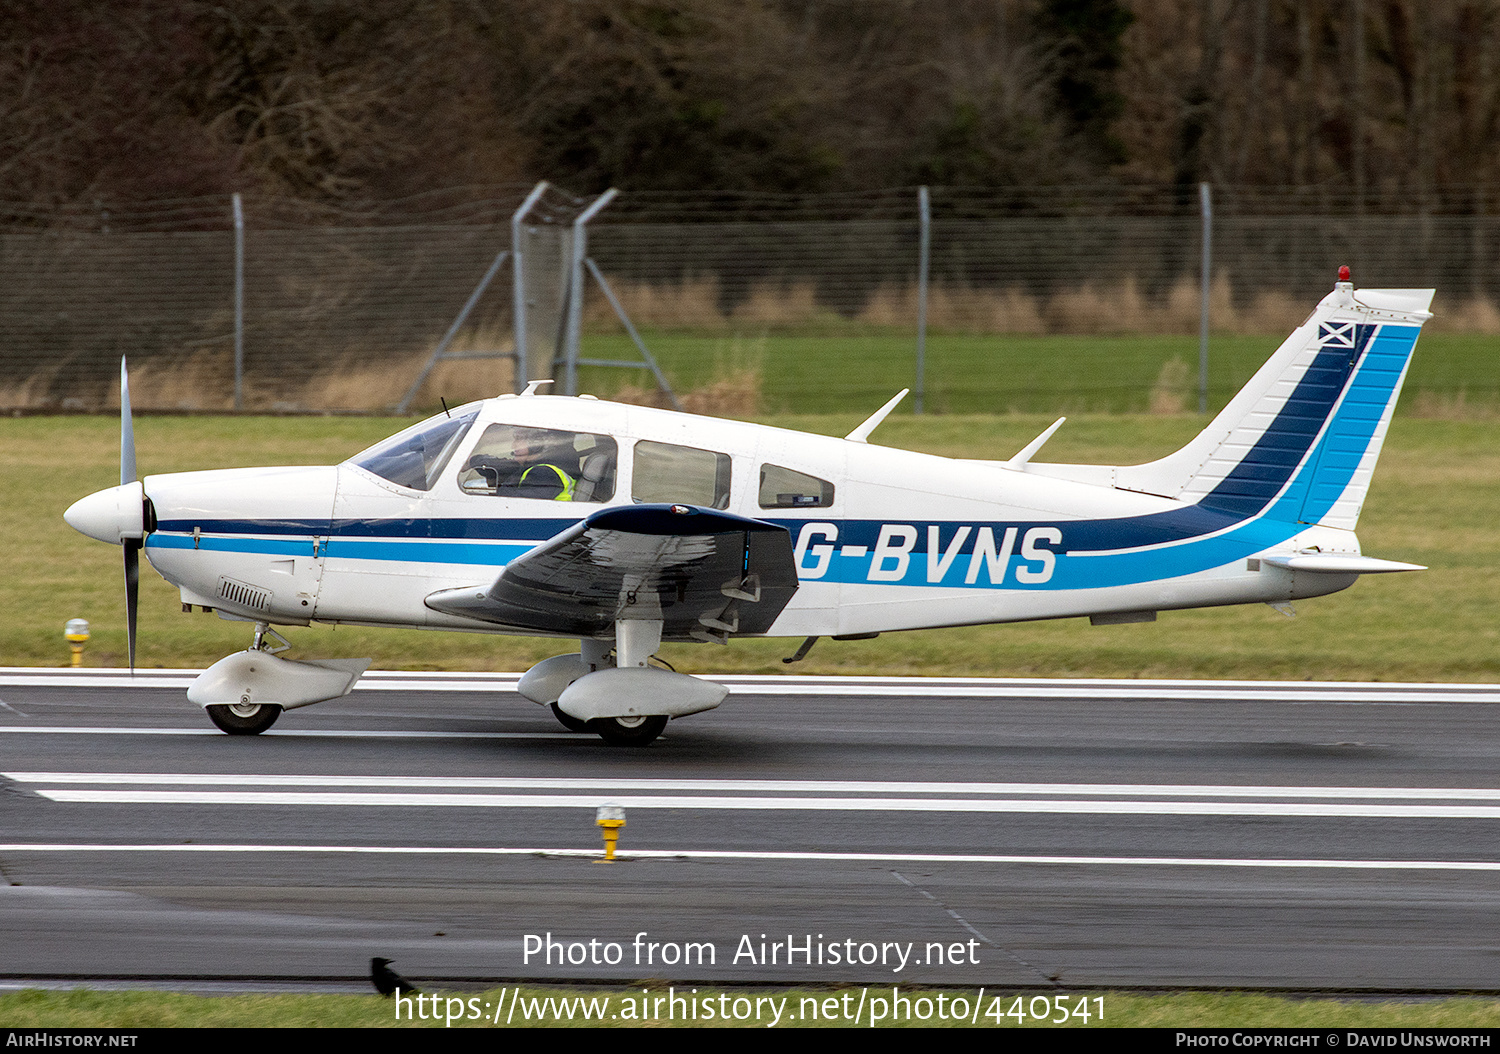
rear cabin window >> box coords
[456,424,617,502]
[758,464,835,509]
[633,440,732,509]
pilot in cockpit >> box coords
[463,426,578,500]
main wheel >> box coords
[589,714,668,747]
[549,702,590,733]
[206,702,283,735]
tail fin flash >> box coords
[1115,278,1432,530]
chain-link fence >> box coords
[2,185,1496,414]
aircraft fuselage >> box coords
[135,396,1359,641]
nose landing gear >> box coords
[206,700,283,735]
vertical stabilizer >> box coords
[1114,279,1432,530]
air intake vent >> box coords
[217,577,272,611]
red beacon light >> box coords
[1338,265,1351,282]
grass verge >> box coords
[568,330,1500,417]
[2,987,1498,1028]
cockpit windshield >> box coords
[349,408,479,491]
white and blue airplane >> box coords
[64,273,1431,745]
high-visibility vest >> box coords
[521,462,575,501]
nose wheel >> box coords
[206,701,283,735]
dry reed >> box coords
[582,275,1336,336]
[1149,357,1192,414]
[6,277,1498,414]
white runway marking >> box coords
[29,789,1500,817]
[10,771,1500,800]
[11,772,1500,818]
[4,667,1499,703]
[0,842,1496,871]
[0,727,575,739]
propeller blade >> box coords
[120,357,136,486]
[124,540,140,673]
[122,356,140,673]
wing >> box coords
[424,504,799,641]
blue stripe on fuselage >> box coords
[147,532,538,566]
[153,516,578,540]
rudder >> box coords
[1115,278,1432,531]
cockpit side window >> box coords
[758,464,835,509]
[350,409,479,491]
[457,424,617,503]
[633,440,732,509]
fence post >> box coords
[232,192,244,412]
[510,182,550,393]
[563,189,618,396]
[395,249,512,414]
[1198,182,1212,415]
[915,185,930,416]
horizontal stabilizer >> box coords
[1260,554,1425,574]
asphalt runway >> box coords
[1,670,1497,992]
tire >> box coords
[549,702,591,733]
[589,714,668,747]
[206,702,282,735]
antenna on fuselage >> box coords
[521,379,555,396]
[1005,416,1067,470]
[845,389,909,443]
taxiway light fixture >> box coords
[596,803,626,863]
[65,618,90,667]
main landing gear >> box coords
[552,695,672,745]
[549,702,590,733]
[590,714,669,747]
[518,622,728,747]
[544,647,674,745]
